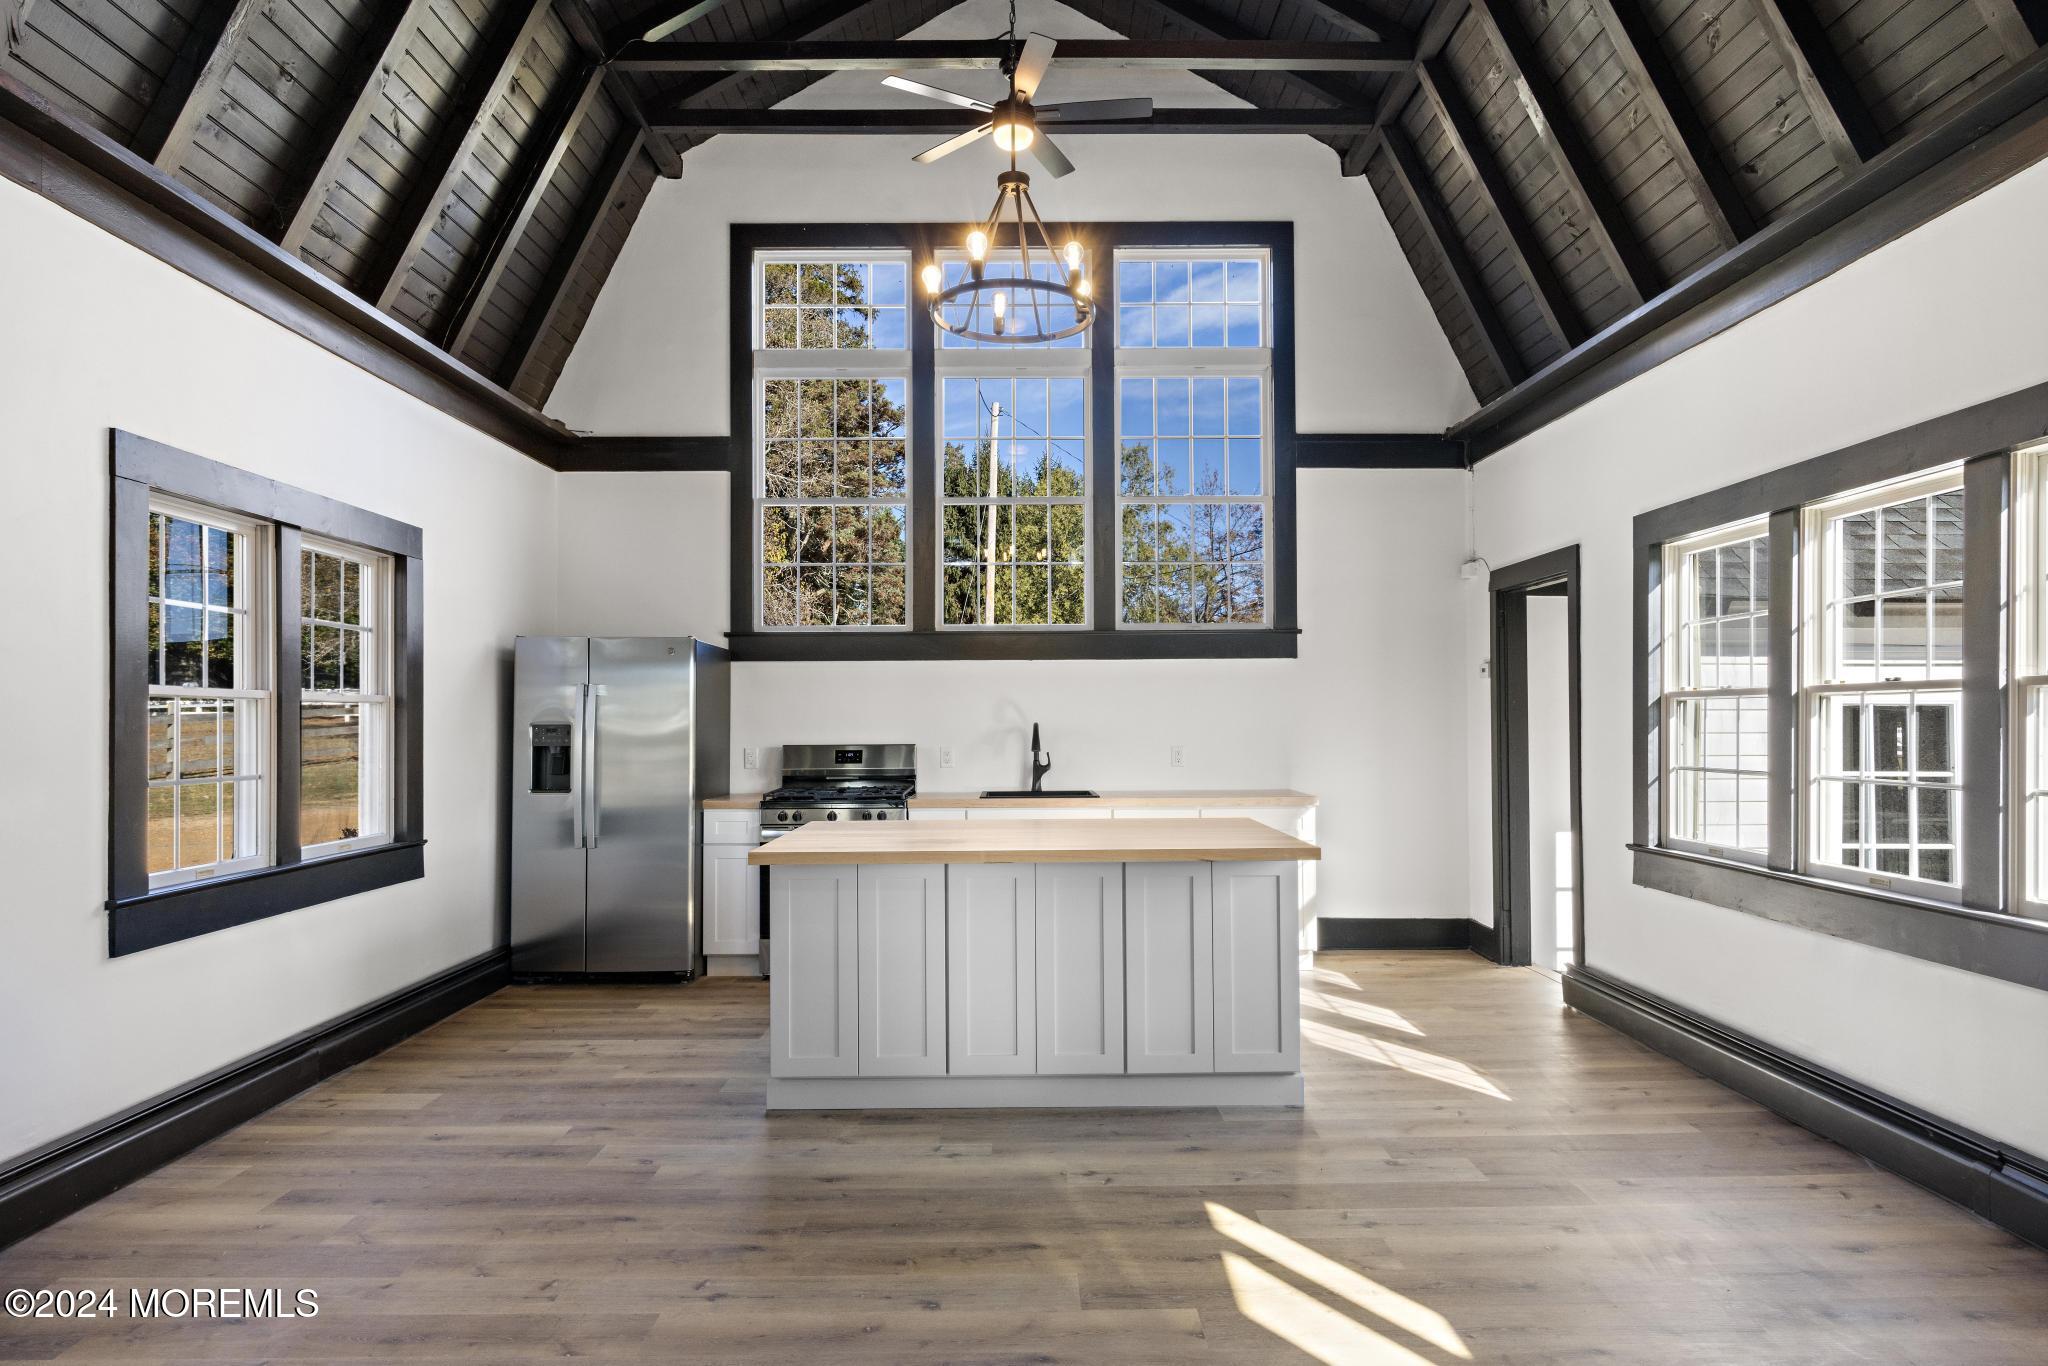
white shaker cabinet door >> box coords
[703,844,760,955]
[769,864,858,1078]
[1211,861,1301,1073]
[946,864,1037,1075]
[1123,862,1215,1074]
[1034,863,1125,1075]
[857,864,947,1077]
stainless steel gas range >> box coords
[756,744,916,975]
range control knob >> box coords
[827,810,839,820]
[777,810,792,822]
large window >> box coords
[111,432,424,956]
[1633,391,2048,993]
[735,225,1296,659]
[1660,522,1770,859]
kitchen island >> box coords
[749,818,1320,1110]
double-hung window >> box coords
[112,432,424,955]
[2012,441,2048,910]
[755,256,911,628]
[1803,471,1966,893]
[938,248,1090,627]
[1115,253,1272,625]
[146,498,269,886]
[1660,522,1771,860]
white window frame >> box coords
[753,251,914,631]
[146,493,272,889]
[1799,464,1968,901]
[299,534,394,858]
[1658,518,1772,863]
[933,246,1095,629]
[1114,248,1274,630]
[2011,442,2048,914]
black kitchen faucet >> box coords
[1030,723,1053,793]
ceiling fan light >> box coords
[991,118,1035,152]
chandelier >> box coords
[920,166,1094,345]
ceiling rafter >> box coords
[1580,0,1758,250]
[649,107,1385,131]
[363,0,559,316]
[1376,124,1525,390]
[1293,0,1417,45]
[1970,0,2048,57]
[130,0,263,167]
[1343,0,1464,174]
[1414,57,1584,351]
[614,37,1415,71]
[1463,0,1661,308]
[508,127,654,396]
[1749,0,1888,172]
[645,0,915,122]
[556,0,685,175]
[446,65,611,357]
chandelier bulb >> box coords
[1064,241,1081,272]
[1076,276,1092,299]
[992,290,1007,318]
[921,262,943,294]
[966,230,988,263]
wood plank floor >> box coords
[4,952,2046,1363]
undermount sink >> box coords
[980,790,1101,799]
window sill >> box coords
[1630,844,2048,994]
[108,840,426,957]
[727,628,1301,662]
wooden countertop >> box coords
[748,817,1320,866]
[910,789,1316,809]
[702,795,762,809]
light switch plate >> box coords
[1169,744,1185,768]
[939,746,955,768]
[742,747,758,769]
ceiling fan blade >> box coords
[912,122,994,164]
[1030,132,1075,178]
[1037,96,1153,122]
[882,74,993,113]
[1012,32,1056,101]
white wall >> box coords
[1525,595,1571,967]
[0,178,559,1165]
[1469,156,2048,1151]
[546,0,1479,931]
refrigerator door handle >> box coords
[585,684,608,847]
[570,684,587,850]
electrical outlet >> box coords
[742,747,759,770]
[1169,744,1185,768]
[939,746,955,769]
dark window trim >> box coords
[1632,380,2048,985]
[108,431,427,955]
[727,222,1297,662]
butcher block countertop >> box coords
[748,817,1321,866]
[703,789,1316,811]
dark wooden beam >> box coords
[650,107,1384,133]
[1465,0,1661,306]
[504,129,651,397]
[363,0,555,315]
[1970,0,2048,60]
[1293,0,1415,45]
[551,436,733,472]
[1377,125,1526,388]
[1583,0,1759,249]
[130,0,261,167]
[276,0,437,256]
[615,38,1416,73]
[446,65,608,357]
[1750,0,1887,171]
[1345,0,1466,175]
[604,0,737,50]
[556,0,682,176]
[1456,48,2048,457]
[1415,57,1585,349]
[648,0,913,119]
[1296,433,1467,468]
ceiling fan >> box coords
[883,32,1154,178]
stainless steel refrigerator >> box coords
[510,637,730,977]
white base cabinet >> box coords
[703,844,761,956]
[768,858,1302,1098]
[1035,863,1125,1075]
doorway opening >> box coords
[1488,547,1583,974]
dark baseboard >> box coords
[1565,965,2048,1251]
[0,948,509,1250]
[1467,918,1501,963]
[1319,917,1475,950]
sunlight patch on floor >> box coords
[1300,1020,1511,1100]
[1303,966,1361,990]
[1211,1201,1472,1364]
[1300,989,1424,1036]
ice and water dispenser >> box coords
[529,723,572,794]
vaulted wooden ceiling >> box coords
[4,0,2043,423]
